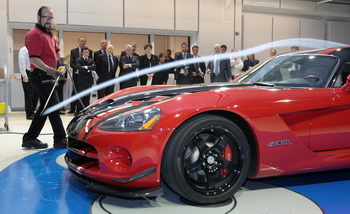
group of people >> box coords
[19,6,302,150]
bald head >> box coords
[213,44,220,54]
[106,45,114,55]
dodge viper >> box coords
[65,47,350,204]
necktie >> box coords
[183,53,187,59]
[214,55,219,76]
[108,55,112,72]
[194,56,199,71]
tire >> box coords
[161,114,251,204]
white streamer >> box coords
[43,38,348,115]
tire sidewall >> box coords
[162,114,251,204]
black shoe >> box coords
[54,138,68,149]
[26,114,35,120]
[67,110,75,114]
[22,139,48,149]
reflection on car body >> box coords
[65,47,350,204]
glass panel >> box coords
[110,34,149,58]
[63,32,106,61]
[238,55,339,88]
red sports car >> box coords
[65,47,350,204]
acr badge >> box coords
[268,140,292,147]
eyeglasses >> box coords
[41,16,54,21]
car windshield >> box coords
[236,54,339,88]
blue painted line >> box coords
[263,169,350,214]
[0,148,99,214]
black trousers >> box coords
[97,79,114,99]
[77,84,91,113]
[23,70,66,143]
[57,80,65,110]
[70,71,78,111]
[139,75,148,86]
[119,78,137,90]
[22,70,38,117]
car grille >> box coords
[66,137,99,172]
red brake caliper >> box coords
[220,145,232,178]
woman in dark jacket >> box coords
[138,43,159,85]
[152,53,169,85]
[242,54,259,71]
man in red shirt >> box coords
[22,6,67,149]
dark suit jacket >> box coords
[94,49,106,63]
[70,47,93,72]
[120,51,140,59]
[95,54,118,82]
[208,56,231,83]
[119,55,140,76]
[139,54,160,85]
[174,52,194,84]
[76,57,95,85]
[191,56,206,84]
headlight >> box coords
[99,108,161,132]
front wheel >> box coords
[161,114,251,204]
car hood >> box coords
[83,83,252,113]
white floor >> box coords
[0,110,74,171]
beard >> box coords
[38,20,53,36]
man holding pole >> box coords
[22,6,67,149]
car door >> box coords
[309,60,350,151]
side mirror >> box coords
[341,74,350,91]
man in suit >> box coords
[69,36,93,113]
[174,42,193,85]
[76,47,96,114]
[191,45,206,84]
[95,44,118,99]
[119,44,140,90]
[207,44,231,83]
[94,39,108,63]
[120,41,140,58]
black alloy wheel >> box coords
[161,114,251,204]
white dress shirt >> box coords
[230,57,243,75]
[18,46,31,78]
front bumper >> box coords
[65,155,163,198]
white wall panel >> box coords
[125,0,174,30]
[281,0,316,11]
[273,16,299,41]
[243,0,280,8]
[242,14,272,60]
[68,0,122,27]
[9,0,67,24]
[197,0,234,56]
[327,21,350,45]
[175,0,198,31]
[300,19,325,40]
[0,0,7,61]
[273,16,299,54]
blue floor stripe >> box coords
[0,149,98,214]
